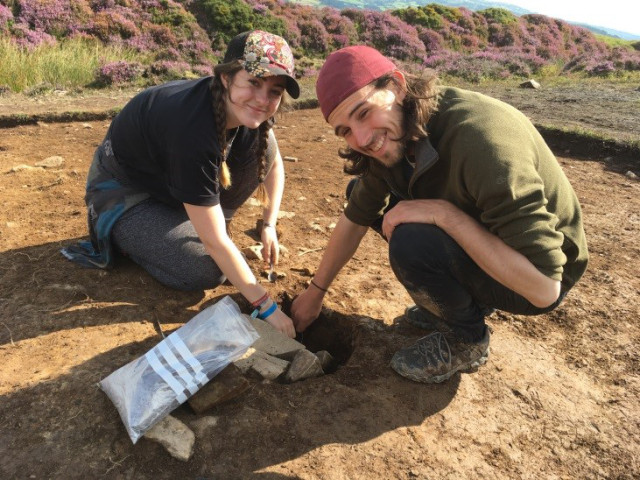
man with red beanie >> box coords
[291,45,588,384]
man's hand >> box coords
[291,287,324,332]
[382,199,456,240]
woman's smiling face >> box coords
[222,69,286,129]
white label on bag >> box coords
[145,349,188,404]
[156,341,200,396]
[168,334,209,386]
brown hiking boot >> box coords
[390,328,490,383]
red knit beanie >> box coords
[316,45,397,121]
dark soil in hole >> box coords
[280,292,358,370]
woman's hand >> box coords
[261,224,279,267]
[265,307,296,338]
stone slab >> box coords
[187,363,250,414]
[234,347,290,380]
[246,315,305,360]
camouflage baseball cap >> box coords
[224,30,300,99]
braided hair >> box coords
[211,60,276,206]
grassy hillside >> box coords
[0,0,638,93]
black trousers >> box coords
[347,179,565,342]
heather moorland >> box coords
[1,1,639,479]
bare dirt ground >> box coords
[0,83,639,479]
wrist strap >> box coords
[310,279,328,293]
[257,301,278,320]
[263,222,275,229]
[251,292,269,308]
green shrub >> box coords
[197,0,287,46]
[480,8,518,26]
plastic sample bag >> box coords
[99,296,259,443]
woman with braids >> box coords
[62,30,300,337]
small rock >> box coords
[6,221,17,228]
[283,156,298,162]
[261,268,286,280]
[35,156,64,168]
[328,222,336,230]
[277,210,296,219]
[189,416,219,437]
[245,197,262,207]
[315,350,336,373]
[284,349,324,383]
[297,196,306,201]
[144,415,195,462]
[242,244,263,261]
[37,121,49,128]
[279,244,289,257]
[291,266,313,276]
[625,170,638,180]
[8,164,41,173]
[82,123,92,129]
[519,79,540,89]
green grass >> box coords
[595,34,638,49]
[0,37,149,93]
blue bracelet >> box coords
[257,301,278,320]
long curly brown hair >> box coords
[211,60,279,205]
[341,71,439,176]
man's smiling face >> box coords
[328,80,406,168]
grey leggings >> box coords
[111,198,226,291]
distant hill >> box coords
[2,0,638,89]
[575,24,640,41]
[288,0,530,16]
[287,0,640,40]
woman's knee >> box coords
[156,268,226,292]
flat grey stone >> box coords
[187,363,249,413]
[247,316,305,360]
[234,348,290,380]
[144,415,195,462]
[35,156,64,168]
[284,349,324,383]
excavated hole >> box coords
[280,293,357,373]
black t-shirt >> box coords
[109,77,261,208]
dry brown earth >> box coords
[0,82,639,479]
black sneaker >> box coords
[390,329,490,383]
[404,305,452,332]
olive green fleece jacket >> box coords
[344,87,588,289]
